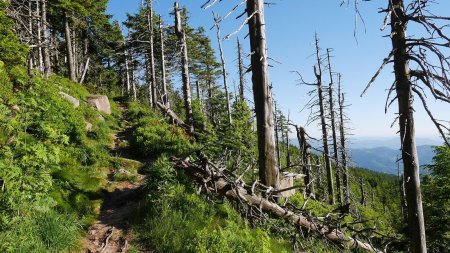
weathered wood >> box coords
[173,157,381,253]
[64,12,77,82]
[159,16,170,108]
[338,76,350,205]
[146,0,157,108]
[246,0,279,188]
[390,1,427,252]
[237,38,245,101]
[174,2,194,133]
[314,34,334,204]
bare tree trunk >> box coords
[246,0,279,188]
[28,0,35,72]
[174,2,194,133]
[159,16,170,108]
[213,14,232,126]
[79,57,90,84]
[390,1,427,252]
[64,12,77,82]
[285,127,291,167]
[146,0,157,108]
[125,50,131,96]
[298,126,314,196]
[36,0,43,74]
[274,102,281,169]
[338,76,350,205]
[237,38,245,101]
[360,178,366,206]
[41,0,51,78]
[314,34,334,204]
[327,49,341,204]
[130,53,137,101]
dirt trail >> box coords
[81,105,150,253]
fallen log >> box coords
[156,102,189,130]
[173,157,382,253]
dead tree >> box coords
[274,102,282,169]
[360,1,450,251]
[213,13,232,126]
[146,0,157,107]
[285,115,291,167]
[174,1,194,133]
[295,125,314,196]
[359,178,366,206]
[237,37,245,101]
[326,48,341,204]
[246,0,279,188]
[64,12,77,82]
[338,75,350,205]
[314,35,334,204]
[159,16,170,108]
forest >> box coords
[0,0,448,252]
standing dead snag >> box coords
[360,0,450,251]
[246,0,279,188]
[314,34,334,204]
[293,125,314,196]
[159,16,170,108]
[326,48,341,205]
[146,0,157,108]
[237,38,245,101]
[174,1,194,133]
[213,13,232,126]
[338,75,350,205]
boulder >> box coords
[85,121,93,132]
[59,92,80,108]
[279,176,295,198]
[11,105,20,112]
[87,95,111,115]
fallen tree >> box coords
[172,155,382,253]
[156,99,383,252]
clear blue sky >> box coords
[107,0,449,140]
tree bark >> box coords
[246,0,279,188]
[390,1,427,251]
[237,38,245,101]
[213,15,232,126]
[298,126,314,196]
[159,16,170,108]
[41,0,51,78]
[338,76,350,205]
[327,49,341,204]
[146,0,157,108]
[314,34,334,204]
[360,178,366,206]
[174,2,194,133]
[64,12,77,82]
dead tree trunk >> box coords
[246,0,279,188]
[326,49,341,204]
[274,102,281,169]
[41,0,51,78]
[237,38,245,101]
[64,12,77,82]
[285,127,291,167]
[390,1,426,251]
[125,50,131,96]
[174,2,194,133]
[314,35,334,204]
[36,0,43,74]
[360,178,366,206]
[213,14,232,126]
[159,16,170,108]
[297,126,314,196]
[338,75,350,205]
[146,0,157,108]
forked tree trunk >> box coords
[174,2,194,132]
[327,49,341,204]
[146,0,157,108]
[246,0,279,188]
[314,34,334,204]
[159,16,170,108]
[64,12,77,82]
[390,1,427,252]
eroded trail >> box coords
[81,105,150,253]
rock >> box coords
[98,114,105,122]
[11,105,20,112]
[59,92,80,108]
[85,121,93,132]
[87,95,111,115]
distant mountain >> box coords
[349,145,436,174]
[348,137,442,149]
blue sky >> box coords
[107,0,449,140]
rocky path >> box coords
[81,105,150,253]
